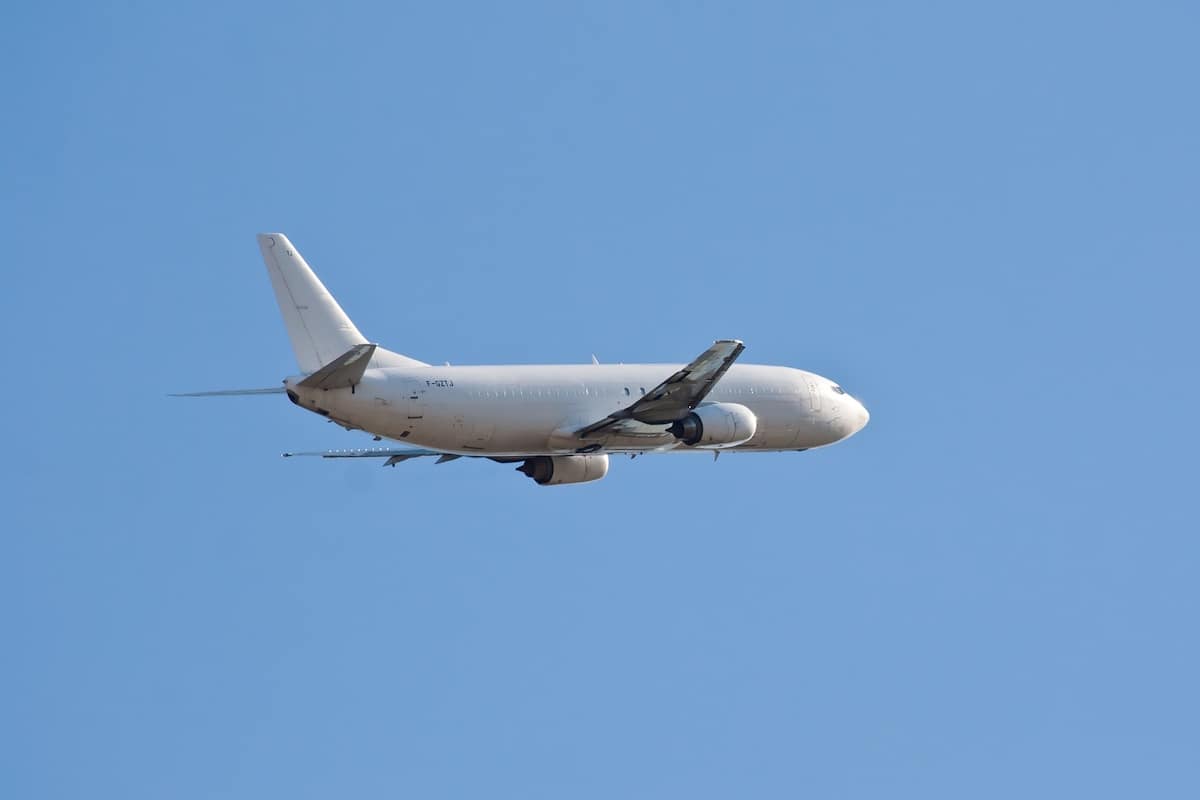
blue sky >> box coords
[3,2,1197,797]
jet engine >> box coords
[667,402,758,448]
[517,454,610,485]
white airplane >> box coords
[176,233,869,485]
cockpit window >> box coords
[831,385,846,395]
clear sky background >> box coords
[3,2,1197,797]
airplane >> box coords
[174,233,869,485]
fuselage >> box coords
[285,362,869,457]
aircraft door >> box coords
[401,378,428,437]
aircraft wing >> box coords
[577,339,745,437]
[283,447,467,466]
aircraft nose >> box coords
[845,398,869,438]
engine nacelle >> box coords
[667,402,758,448]
[517,454,610,485]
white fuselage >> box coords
[285,363,869,456]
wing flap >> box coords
[282,446,484,467]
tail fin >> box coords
[257,233,425,373]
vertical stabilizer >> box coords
[257,233,425,373]
[258,233,364,373]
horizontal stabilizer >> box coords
[170,387,286,397]
[297,344,377,390]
